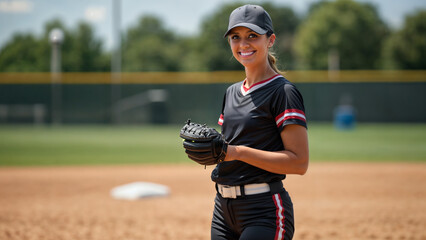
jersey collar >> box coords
[240,74,281,96]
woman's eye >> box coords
[231,35,239,40]
[248,34,258,39]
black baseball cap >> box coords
[224,4,274,38]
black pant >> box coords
[211,183,295,240]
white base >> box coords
[110,182,170,200]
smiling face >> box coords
[228,26,275,69]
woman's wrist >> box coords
[225,145,240,161]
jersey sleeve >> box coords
[273,83,307,132]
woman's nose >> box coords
[239,39,250,48]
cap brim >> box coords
[223,23,268,38]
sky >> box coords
[0,0,425,51]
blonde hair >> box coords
[266,32,281,74]
[268,52,281,74]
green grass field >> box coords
[0,123,425,166]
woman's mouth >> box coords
[239,51,255,57]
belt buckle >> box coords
[221,185,237,199]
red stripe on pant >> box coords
[273,193,286,240]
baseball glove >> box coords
[180,119,228,166]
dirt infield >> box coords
[0,163,425,240]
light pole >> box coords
[328,48,340,81]
[49,28,64,124]
[111,0,122,124]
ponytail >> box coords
[268,52,281,74]
[266,31,281,74]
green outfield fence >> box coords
[0,71,425,124]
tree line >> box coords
[0,0,425,72]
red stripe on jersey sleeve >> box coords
[275,109,306,128]
[218,114,224,126]
[275,112,285,123]
[284,109,305,115]
[283,115,306,122]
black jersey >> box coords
[211,74,307,186]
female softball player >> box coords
[211,5,309,240]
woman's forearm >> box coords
[226,145,309,175]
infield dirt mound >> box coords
[0,163,425,240]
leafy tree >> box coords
[264,3,300,70]
[294,0,388,70]
[0,19,63,72]
[382,10,426,69]
[64,22,109,71]
[40,19,109,72]
[186,3,243,71]
[0,19,109,72]
[122,15,182,71]
[0,33,48,71]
